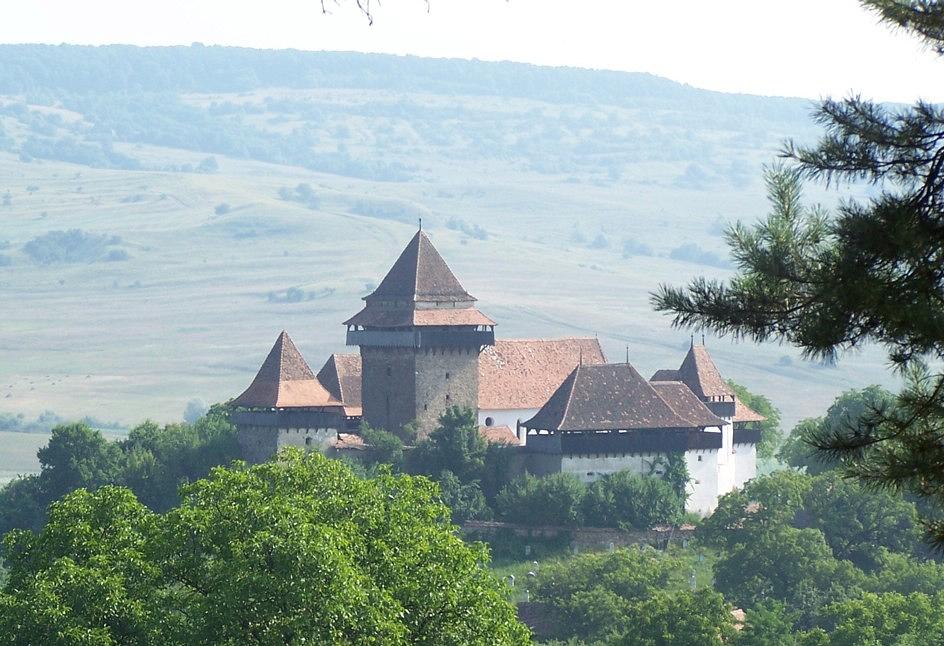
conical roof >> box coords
[524,363,698,432]
[232,331,339,408]
[366,230,474,303]
[676,345,735,400]
[344,230,494,328]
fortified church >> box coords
[230,230,765,514]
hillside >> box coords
[0,44,895,440]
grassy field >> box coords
[0,53,901,482]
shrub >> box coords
[496,473,585,527]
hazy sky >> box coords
[2,0,938,103]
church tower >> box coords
[344,230,495,437]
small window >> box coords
[305,436,313,447]
[424,404,428,411]
[697,455,703,462]
[386,367,392,377]
[484,416,494,427]
[445,372,451,380]
[445,394,451,402]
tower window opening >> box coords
[445,372,450,380]
[386,367,392,376]
[485,416,494,427]
[445,394,451,402]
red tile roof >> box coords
[525,363,700,432]
[232,331,340,409]
[479,338,606,410]
[652,345,766,423]
[316,353,362,407]
[343,230,493,328]
[733,398,767,423]
[479,425,519,445]
[651,381,727,427]
[344,306,495,328]
[675,345,735,399]
[367,230,473,303]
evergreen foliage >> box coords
[653,1,944,545]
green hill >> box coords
[0,44,894,451]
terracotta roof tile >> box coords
[232,331,340,409]
[479,425,519,445]
[733,398,767,423]
[316,353,362,406]
[479,338,606,410]
[345,306,494,328]
[331,433,366,450]
[651,381,727,427]
[525,363,699,432]
[676,345,735,399]
[367,230,473,303]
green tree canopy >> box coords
[653,1,944,544]
[533,548,734,645]
[727,380,782,459]
[409,406,486,483]
[0,450,529,645]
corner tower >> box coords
[344,230,495,437]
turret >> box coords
[344,230,495,437]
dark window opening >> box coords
[484,416,494,427]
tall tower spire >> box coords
[344,230,495,437]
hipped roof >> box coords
[232,331,339,409]
[316,353,363,416]
[524,363,709,432]
[654,344,735,400]
[479,338,606,410]
[367,230,473,303]
[344,230,493,328]
[651,344,766,423]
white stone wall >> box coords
[685,447,721,516]
[560,452,663,483]
[733,442,757,489]
[715,421,737,499]
[558,448,724,516]
[478,408,538,444]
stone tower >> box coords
[344,230,495,437]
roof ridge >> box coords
[413,230,422,300]
[559,363,581,428]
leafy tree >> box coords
[496,473,585,527]
[712,525,863,611]
[357,421,404,469]
[533,549,734,645]
[409,406,486,483]
[0,409,241,537]
[437,470,492,523]
[698,470,813,550]
[0,450,530,645]
[582,470,684,529]
[864,549,944,596]
[802,473,921,569]
[0,486,163,645]
[735,602,806,646]
[652,2,944,544]
[778,418,831,475]
[779,387,897,475]
[727,380,782,459]
[618,589,736,646]
[36,422,122,502]
[817,591,944,646]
